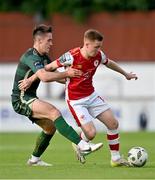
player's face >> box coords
[39,33,53,54]
[85,40,103,57]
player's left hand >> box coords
[18,78,32,91]
[125,72,138,80]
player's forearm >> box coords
[29,74,38,82]
[45,72,68,82]
[51,70,66,84]
[106,59,127,77]
[45,61,58,72]
[36,69,68,82]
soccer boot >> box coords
[72,142,103,164]
[27,159,52,166]
[72,143,86,164]
[78,141,103,156]
[89,142,103,152]
[110,157,131,167]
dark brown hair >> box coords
[84,29,103,41]
[33,24,52,38]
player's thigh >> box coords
[68,101,96,139]
[96,109,118,130]
[81,121,96,140]
[31,99,61,120]
[88,93,110,118]
[67,100,94,126]
[35,118,56,134]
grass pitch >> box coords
[0,131,155,179]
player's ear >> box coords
[85,42,89,48]
[36,35,43,44]
[38,37,42,43]
[84,38,89,47]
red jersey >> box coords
[56,47,108,100]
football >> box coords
[128,147,148,167]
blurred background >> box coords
[0,0,155,132]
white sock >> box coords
[77,140,89,150]
[30,155,40,162]
[80,131,89,142]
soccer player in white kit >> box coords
[45,29,138,167]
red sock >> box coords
[107,129,121,161]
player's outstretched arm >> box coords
[105,59,138,80]
[18,70,66,91]
[19,67,82,91]
[36,67,82,82]
[18,61,69,91]
[44,61,66,83]
[54,70,66,84]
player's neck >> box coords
[80,47,91,60]
[33,45,44,56]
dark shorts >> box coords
[12,97,37,123]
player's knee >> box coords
[44,126,56,134]
[85,129,96,140]
[42,123,56,134]
[49,108,61,120]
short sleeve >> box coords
[57,52,73,67]
[25,55,44,73]
[100,50,108,65]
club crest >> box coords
[94,60,99,67]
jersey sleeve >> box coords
[57,51,73,67]
[26,55,44,73]
[100,50,109,65]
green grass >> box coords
[0,132,155,179]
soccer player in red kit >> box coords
[45,29,138,167]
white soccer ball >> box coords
[128,147,148,167]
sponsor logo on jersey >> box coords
[34,61,44,69]
[83,72,90,79]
